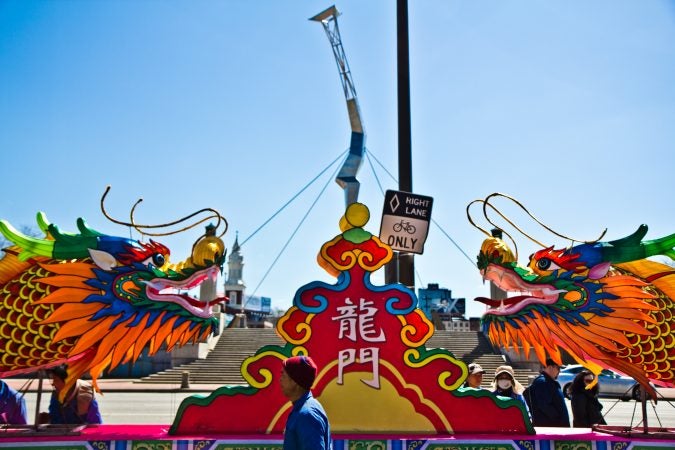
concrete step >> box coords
[136,329,539,387]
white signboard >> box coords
[379,190,433,254]
[244,295,272,313]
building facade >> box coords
[222,233,272,328]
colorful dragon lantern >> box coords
[0,188,228,399]
[171,202,532,436]
[469,193,675,399]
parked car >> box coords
[557,365,642,401]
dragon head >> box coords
[0,213,228,396]
[475,226,675,395]
[85,223,227,324]
[477,236,614,324]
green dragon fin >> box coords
[607,224,648,247]
[76,218,104,237]
[602,225,675,264]
[0,219,55,261]
[48,221,101,260]
[0,213,105,261]
[36,212,51,236]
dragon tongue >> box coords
[476,297,501,306]
[475,295,530,307]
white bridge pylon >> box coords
[310,5,366,207]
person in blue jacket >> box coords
[279,355,331,450]
[45,365,102,425]
[527,359,570,427]
[0,380,28,425]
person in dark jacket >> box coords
[0,380,28,425]
[570,370,606,428]
[527,358,570,427]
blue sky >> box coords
[1,1,674,319]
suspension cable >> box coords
[365,149,386,196]
[245,157,342,302]
[366,150,397,183]
[239,149,347,247]
[431,217,477,268]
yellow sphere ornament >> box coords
[345,202,369,228]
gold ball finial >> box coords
[191,225,225,267]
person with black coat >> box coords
[570,370,606,428]
[526,359,570,427]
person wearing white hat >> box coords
[491,365,530,417]
[464,363,487,389]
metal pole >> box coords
[34,371,44,429]
[385,252,398,284]
[640,388,648,432]
[489,229,508,301]
[396,0,415,289]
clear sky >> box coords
[1,1,674,319]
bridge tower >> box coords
[310,5,365,207]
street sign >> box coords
[379,190,433,254]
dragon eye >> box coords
[152,253,165,267]
[536,258,551,270]
[535,258,562,271]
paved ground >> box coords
[6,378,224,393]
[14,390,675,428]
[6,378,675,398]
[5,378,675,428]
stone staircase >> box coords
[136,328,538,388]
[136,328,283,385]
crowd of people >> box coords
[2,358,327,449]
[462,358,610,429]
[2,355,607,443]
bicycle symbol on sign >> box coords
[392,220,416,234]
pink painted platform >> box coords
[1,424,674,449]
